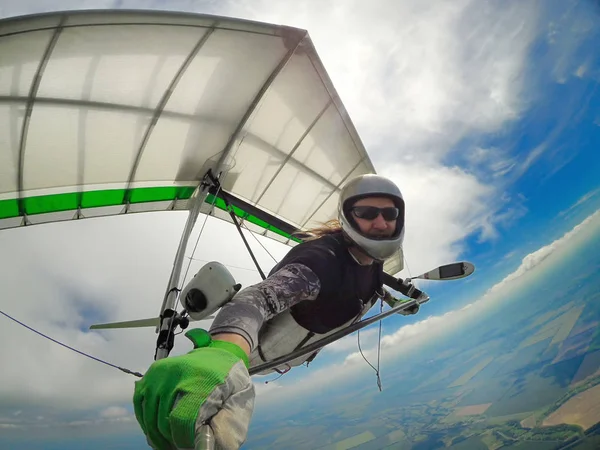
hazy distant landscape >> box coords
[246,232,600,449]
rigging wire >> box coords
[357,298,384,392]
[264,367,290,384]
[357,330,377,372]
[224,204,266,280]
[375,299,383,391]
[356,248,418,392]
[239,219,279,264]
[0,309,143,378]
[187,257,260,273]
[165,183,223,339]
[402,251,414,280]
[358,249,418,391]
[218,190,278,280]
[180,183,222,292]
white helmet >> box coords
[338,174,405,261]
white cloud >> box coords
[253,380,282,397]
[99,406,128,419]
[575,62,589,78]
[559,188,600,218]
[323,328,379,354]
[382,162,496,276]
[503,250,519,261]
[0,406,136,439]
[343,305,473,367]
[486,208,600,297]
[492,249,519,268]
[214,0,539,167]
[546,4,599,85]
[254,359,372,406]
[466,147,517,180]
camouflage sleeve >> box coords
[208,263,321,352]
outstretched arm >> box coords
[209,263,321,355]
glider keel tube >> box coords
[249,292,429,376]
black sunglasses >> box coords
[351,206,400,221]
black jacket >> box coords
[268,232,384,334]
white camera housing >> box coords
[181,261,241,321]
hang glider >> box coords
[0,8,403,274]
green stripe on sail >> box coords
[0,187,301,243]
[0,198,19,219]
[206,194,302,243]
[0,186,196,218]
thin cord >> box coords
[264,368,289,384]
[187,256,260,273]
[357,329,378,373]
[0,309,143,378]
[357,298,384,391]
[376,299,383,391]
[239,220,279,264]
[402,248,413,280]
[223,201,266,280]
[180,184,222,291]
[167,184,222,339]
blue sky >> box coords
[0,0,599,448]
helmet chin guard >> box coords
[338,174,405,261]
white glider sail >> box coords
[0,9,403,275]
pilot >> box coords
[133,174,416,450]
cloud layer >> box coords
[208,0,544,273]
[486,208,600,297]
[216,0,539,164]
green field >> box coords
[448,435,488,449]
[485,372,571,417]
[457,378,515,406]
[449,357,495,388]
[317,431,376,450]
[572,350,600,384]
[551,307,585,345]
[504,442,561,449]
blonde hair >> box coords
[296,219,343,241]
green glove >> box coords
[398,301,420,316]
[133,329,255,450]
[383,291,420,316]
